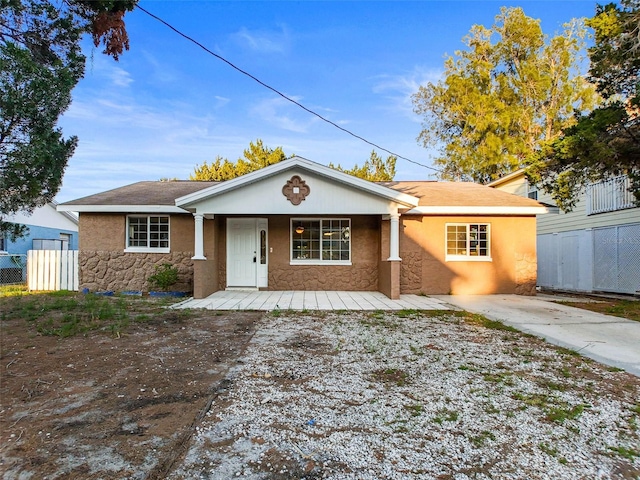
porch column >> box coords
[192,213,206,260]
[387,213,401,261]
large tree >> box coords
[412,7,598,184]
[191,141,397,182]
[329,150,396,182]
[527,0,640,211]
[0,0,136,239]
[190,139,290,181]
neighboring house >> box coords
[1,202,79,255]
[58,157,547,298]
[489,170,640,295]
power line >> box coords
[135,5,441,174]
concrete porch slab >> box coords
[171,290,450,311]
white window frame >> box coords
[290,218,351,265]
[125,215,170,253]
[445,223,492,262]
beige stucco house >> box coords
[58,157,548,298]
[489,169,640,294]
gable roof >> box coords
[175,156,419,208]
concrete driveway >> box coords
[434,294,640,377]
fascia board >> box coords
[403,206,553,215]
[486,168,526,187]
[176,156,419,208]
[56,205,189,214]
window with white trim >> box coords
[291,218,351,264]
[446,223,491,261]
[126,215,170,252]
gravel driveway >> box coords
[170,310,640,479]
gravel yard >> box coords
[171,310,640,480]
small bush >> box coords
[148,263,179,291]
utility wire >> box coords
[136,5,441,174]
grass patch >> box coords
[545,404,586,423]
[458,312,519,332]
[404,404,424,417]
[557,298,640,323]
[607,446,639,460]
[433,408,459,424]
[0,292,190,337]
[469,430,495,447]
[0,284,30,297]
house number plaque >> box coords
[282,175,310,205]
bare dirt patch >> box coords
[0,294,261,479]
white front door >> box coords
[227,218,258,287]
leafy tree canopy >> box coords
[191,141,397,182]
[0,0,136,239]
[412,7,598,184]
[527,0,640,211]
[329,150,397,182]
[190,139,290,181]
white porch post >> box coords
[192,213,206,260]
[387,213,401,261]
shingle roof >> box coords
[381,181,542,208]
[59,181,218,206]
[60,179,540,209]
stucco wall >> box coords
[4,225,78,255]
[213,215,380,292]
[400,215,537,295]
[78,213,196,292]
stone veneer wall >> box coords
[79,251,195,293]
[514,252,537,295]
[268,264,378,291]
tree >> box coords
[527,1,640,211]
[0,0,136,239]
[329,150,396,181]
[412,7,598,184]
[191,142,397,182]
[190,139,290,181]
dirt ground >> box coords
[0,297,261,480]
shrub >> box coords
[147,263,179,291]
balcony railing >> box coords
[586,175,636,215]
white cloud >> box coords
[250,95,319,133]
[232,25,291,54]
[371,66,444,122]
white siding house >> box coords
[489,170,640,295]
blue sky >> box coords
[57,0,597,202]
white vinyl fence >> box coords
[27,250,79,291]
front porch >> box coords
[171,290,450,311]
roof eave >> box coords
[403,206,553,215]
[57,205,190,214]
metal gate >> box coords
[537,223,640,294]
[593,224,640,294]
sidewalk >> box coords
[434,294,640,377]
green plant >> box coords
[545,404,585,423]
[607,446,639,460]
[469,430,495,447]
[433,408,459,424]
[147,263,179,291]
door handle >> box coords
[253,256,257,263]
